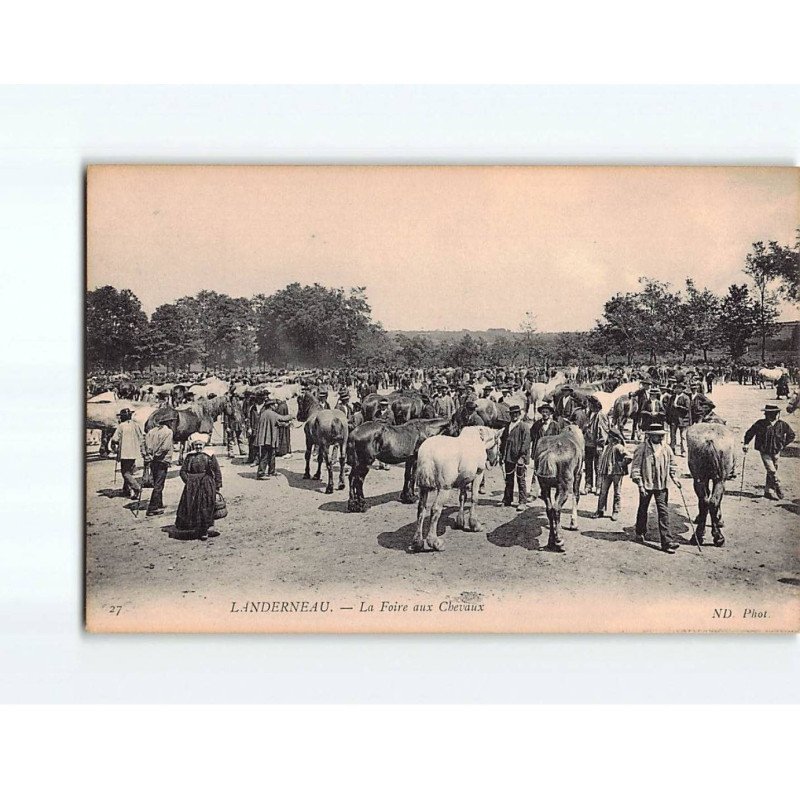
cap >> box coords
[508,403,521,413]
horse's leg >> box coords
[400,458,415,504]
[456,486,467,530]
[468,475,483,532]
[314,442,323,481]
[347,462,361,511]
[427,489,445,551]
[321,445,334,493]
[567,469,580,531]
[337,442,346,491]
[709,479,726,546]
[691,478,708,545]
[411,489,429,552]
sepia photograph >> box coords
[85,165,800,633]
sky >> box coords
[87,165,799,332]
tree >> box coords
[86,285,148,371]
[768,231,800,305]
[596,293,640,365]
[717,284,760,362]
[744,241,783,362]
[518,311,538,366]
[683,279,722,363]
[395,334,431,368]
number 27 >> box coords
[108,605,123,616]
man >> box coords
[689,380,714,423]
[554,386,576,421]
[420,391,437,418]
[141,417,173,516]
[457,396,485,428]
[255,397,293,479]
[350,401,365,430]
[500,404,531,511]
[639,387,665,433]
[109,408,144,500]
[335,387,352,418]
[530,403,561,477]
[743,404,796,500]
[583,396,609,495]
[630,422,681,554]
[433,385,455,419]
[374,397,396,425]
[593,428,630,521]
[669,383,691,456]
[246,391,266,465]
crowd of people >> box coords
[96,358,797,550]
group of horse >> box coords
[87,365,798,556]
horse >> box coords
[362,391,423,423]
[86,398,157,456]
[412,426,503,552]
[526,371,567,417]
[758,367,786,388]
[188,376,229,399]
[786,390,800,414]
[346,418,455,512]
[686,421,736,546]
[144,395,227,464]
[303,409,349,494]
[534,423,585,552]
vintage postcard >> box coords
[85,165,800,633]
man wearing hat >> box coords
[530,403,561,477]
[500,403,532,510]
[457,395,485,428]
[594,427,631,521]
[433,384,455,419]
[689,379,714,424]
[375,396,396,425]
[335,387,353,418]
[255,397,293,479]
[743,404,796,500]
[420,391,436,418]
[554,386,576,421]
[639,386,665,433]
[246,391,267,465]
[109,408,144,500]
[350,401,365,430]
[630,422,681,553]
[668,383,691,455]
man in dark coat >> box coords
[255,398,293,479]
[420,391,437,418]
[500,404,532,510]
[743,404,796,499]
[246,392,266,464]
[631,379,651,441]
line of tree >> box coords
[86,234,798,372]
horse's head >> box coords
[475,426,503,466]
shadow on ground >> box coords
[377,510,459,552]
[486,507,543,550]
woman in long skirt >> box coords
[275,398,292,457]
[175,435,223,540]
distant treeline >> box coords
[86,236,798,371]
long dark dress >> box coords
[175,451,222,536]
[275,399,291,456]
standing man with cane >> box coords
[630,422,682,554]
[109,408,144,500]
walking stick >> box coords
[674,479,702,554]
[738,449,747,502]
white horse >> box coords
[412,426,503,552]
[188,376,229,398]
[758,367,787,388]
[592,380,642,414]
[527,371,567,417]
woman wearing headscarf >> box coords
[175,433,223,540]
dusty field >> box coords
[85,382,800,632]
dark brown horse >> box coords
[346,418,455,512]
[362,391,423,423]
[145,396,226,463]
[304,408,349,494]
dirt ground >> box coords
[85,382,800,632]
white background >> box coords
[1,85,799,704]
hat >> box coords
[465,400,478,409]
[379,398,389,406]
[646,423,666,434]
[266,397,278,406]
[118,408,132,420]
[764,404,780,413]
[188,432,207,447]
[508,403,522,414]
[649,387,661,394]
[539,403,553,413]
[338,388,349,397]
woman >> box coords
[175,433,223,540]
